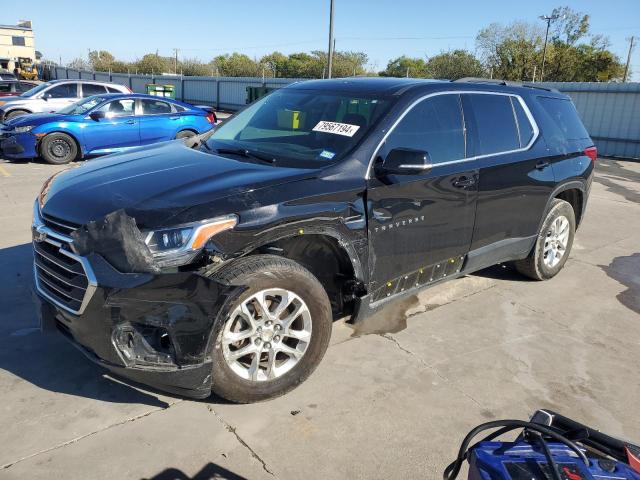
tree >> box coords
[68,57,89,71]
[260,52,288,77]
[88,50,115,71]
[475,8,625,82]
[550,6,589,45]
[180,58,211,76]
[476,21,543,81]
[135,53,172,74]
[426,50,485,79]
[379,56,429,77]
[211,53,260,77]
[332,51,369,77]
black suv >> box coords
[34,78,595,403]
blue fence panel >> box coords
[130,76,150,93]
[542,82,640,159]
[94,72,111,82]
[110,73,130,88]
[183,77,216,105]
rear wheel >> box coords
[5,110,29,121]
[514,198,575,280]
[40,133,78,165]
[208,255,332,403]
[175,130,196,140]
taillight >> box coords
[206,112,217,124]
[584,146,597,163]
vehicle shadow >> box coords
[142,463,248,480]
[0,242,170,407]
[471,263,530,282]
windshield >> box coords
[20,82,52,98]
[58,96,106,115]
[205,89,393,167]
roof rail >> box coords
[452,77,557,92]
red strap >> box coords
[562,466,583,480]
[626,446,640,474]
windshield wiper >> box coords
[215,147,276,164]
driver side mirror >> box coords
[89,111,105,121]
[42,92,52,101]
[375,148,432,176]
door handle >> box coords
[536,160,550,170]
[169,116,179,120]
[452,176,476,188]
[125,119,135,124]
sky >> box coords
[10,0,640,79]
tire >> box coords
[514,198,575,280]
[5,110,29,121]
[175,130,196,140]
[40,133,78,165]
[208,254,332,403]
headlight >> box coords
[143,215,237,268]
[14,125,34,133]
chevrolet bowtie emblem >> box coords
[33,227,47,243]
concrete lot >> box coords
[0,156,638,479]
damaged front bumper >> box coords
[33,204,237,399]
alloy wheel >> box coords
[222,288,312,382]
[543,215,570,268]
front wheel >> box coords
[209,255,332,403]
[514,198,576,280]
[40,133,78,165]
[5,110,29,121]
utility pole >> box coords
[327,0,334,79]
[172,48,179,75]
[623,36,635,83]
[539,13,560,82]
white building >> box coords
[0,20,36,72]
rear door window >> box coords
[46,83,78,98]
[464,94,519,155]
[140,99,173,115]
[537,97,589,140]
[82,83,108,97]
[107,86,123,93]
[17,82,37,93]
[383,94,466,164]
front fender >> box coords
[33,125,85,156]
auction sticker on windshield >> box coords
[312,121,360,137]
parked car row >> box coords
[0,79,40,97]
[0,79,217,164]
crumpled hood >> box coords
[42,141,316,227]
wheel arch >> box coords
[235,230,365,320]
[38,130,84,159]
[175,128,198,138]
[538,181,587,232]
[4,107,33,117]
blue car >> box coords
[0,93,217,164]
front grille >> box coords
[33,209,96,315]
[41,213,80,236]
